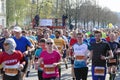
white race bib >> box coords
[44,64,55,74]
[94,67,105,76]
[4,62,19,76]
[75,55,85,61]
[4,68,18,76]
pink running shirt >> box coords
[40,50,61,78]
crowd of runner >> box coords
[0,26,120,80]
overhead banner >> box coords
[40,19,52,26]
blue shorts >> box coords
[92,66,106,80]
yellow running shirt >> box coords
[54,38,65,54]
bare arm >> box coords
[28,45,35,52]
[107,50,113,59]
[38,58,43,65]
[88,50,93,61]
[101,50,113,60]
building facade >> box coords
[0,0,6,28]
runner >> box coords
[60,30,69,69]
[63,30,71,60]
[0,38,25,80]
[12,26,34,80]
[44,32,50,39]
[38,38,61,80]
[53,30,67,78]
[36,28,44,43]
[0,28,11,51]
[0,28,11,80]
[22,30,36,77]
[72,32,89,80]
[35,38,46,80]
[107,33,120,80]
[69,31,77,80]
[88,30,113,80]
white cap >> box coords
[13,26,22,32]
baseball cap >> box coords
[13,26,22,32]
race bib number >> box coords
[44,64,55,74]
[94,67,105,76]
[108,59,116,63]
[5,68,18,76]
[75,55,85,61]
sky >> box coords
[98,0,120,12]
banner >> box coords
[40,19,52,26]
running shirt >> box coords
[69,38,77,46]
[35,47,45,71]
[0,51,24,76]
[108,41,120,60]
[72,43,88,68]
[28,36,37,42]
[54,38,65,53]
[13,36,32,53]
[69,38,77,56]
[62,35,68,44]
[66,36,71,43]
[40,50,61,78]
[35,48,43,58]
[90,41,111,66]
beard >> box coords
[96,38,101,43]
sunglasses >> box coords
[3,43,9,46]
[46,42,53,45]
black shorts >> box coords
[107,63,117,67]
[74,67,88,80]
[3,72,21,80]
